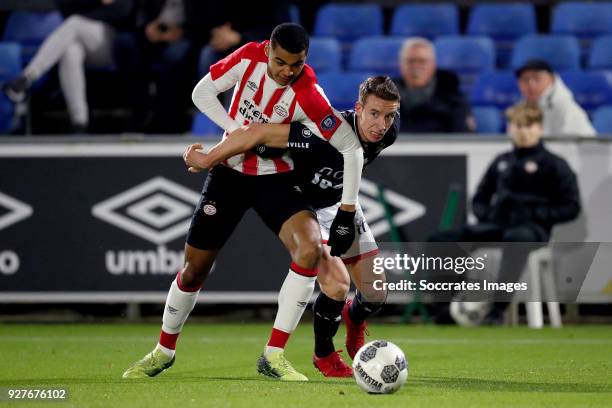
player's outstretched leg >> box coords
[123,245,215,379]
[311,250,352,377]
[122,273,198,379]
[344,257,386,359]
[312,293,353,377]
[342,296,369,360]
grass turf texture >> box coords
[2,323,611,407]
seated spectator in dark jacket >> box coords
[431,102,581,323]
[394,37,474,134]
[114,0,212,133]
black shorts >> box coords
[186,165,314,250]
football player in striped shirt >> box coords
[123,23,364,381]
[183,76,401,378]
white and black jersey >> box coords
[261,110,399,209]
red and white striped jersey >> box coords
[209,40,345,175]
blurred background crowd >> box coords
[0,0,611,136]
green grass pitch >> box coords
[2,323,611,407]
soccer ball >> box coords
[352,340,408,394]
[450,301,491,327]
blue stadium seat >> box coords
[435,36,495,75]
[511,35,581,72]
[467,3,536,68]
[552,2,612,63]
[192,113,222,136]
[348,37,404,77]
[560,71,612,114]
[472,106,502,134]
[313,4,383,44]
[588,35,612,70]
[307,38,341,73]
[470,71,521,110]
[2,11,63,64]
[434,36,495,94]
[0,42,21,80]
[592,105,612,134]
[289,5,300,24]
[317,72,373,111]
[551,2,612,40]
[0,42,21,134]
[390,4,459,39]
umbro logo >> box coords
[0,191,33,231]
[335,226,350,236]
[167,305,179,315]
[92,177,200,245]
[246,81,258,92]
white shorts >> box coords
[316,202,379,264]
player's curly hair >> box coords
[358,76,400,105]
[270,23,309,54]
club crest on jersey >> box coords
[320,114,337,131]
[246,80,258,92]
[524,160,538,173]
[301,128,312,138]
[202,203,217,216]
[274,104,288,117]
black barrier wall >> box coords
[0,143,466,301]
[2,138,611,303]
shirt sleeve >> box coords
[328,115,364,205]
[294,84,343,140]
[294,83,363,205]
[191,74,241,133]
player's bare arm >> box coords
[182,123,290,172]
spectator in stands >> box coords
[113,0,211,133]
[3,0,134,133]
[516,59,596,137]
[394,37,474,134]
[430,102,581,324]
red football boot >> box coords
[342,299,368,360]
[312,351,353,378]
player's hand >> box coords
[183,143,211,173]
[327,208,356,257]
